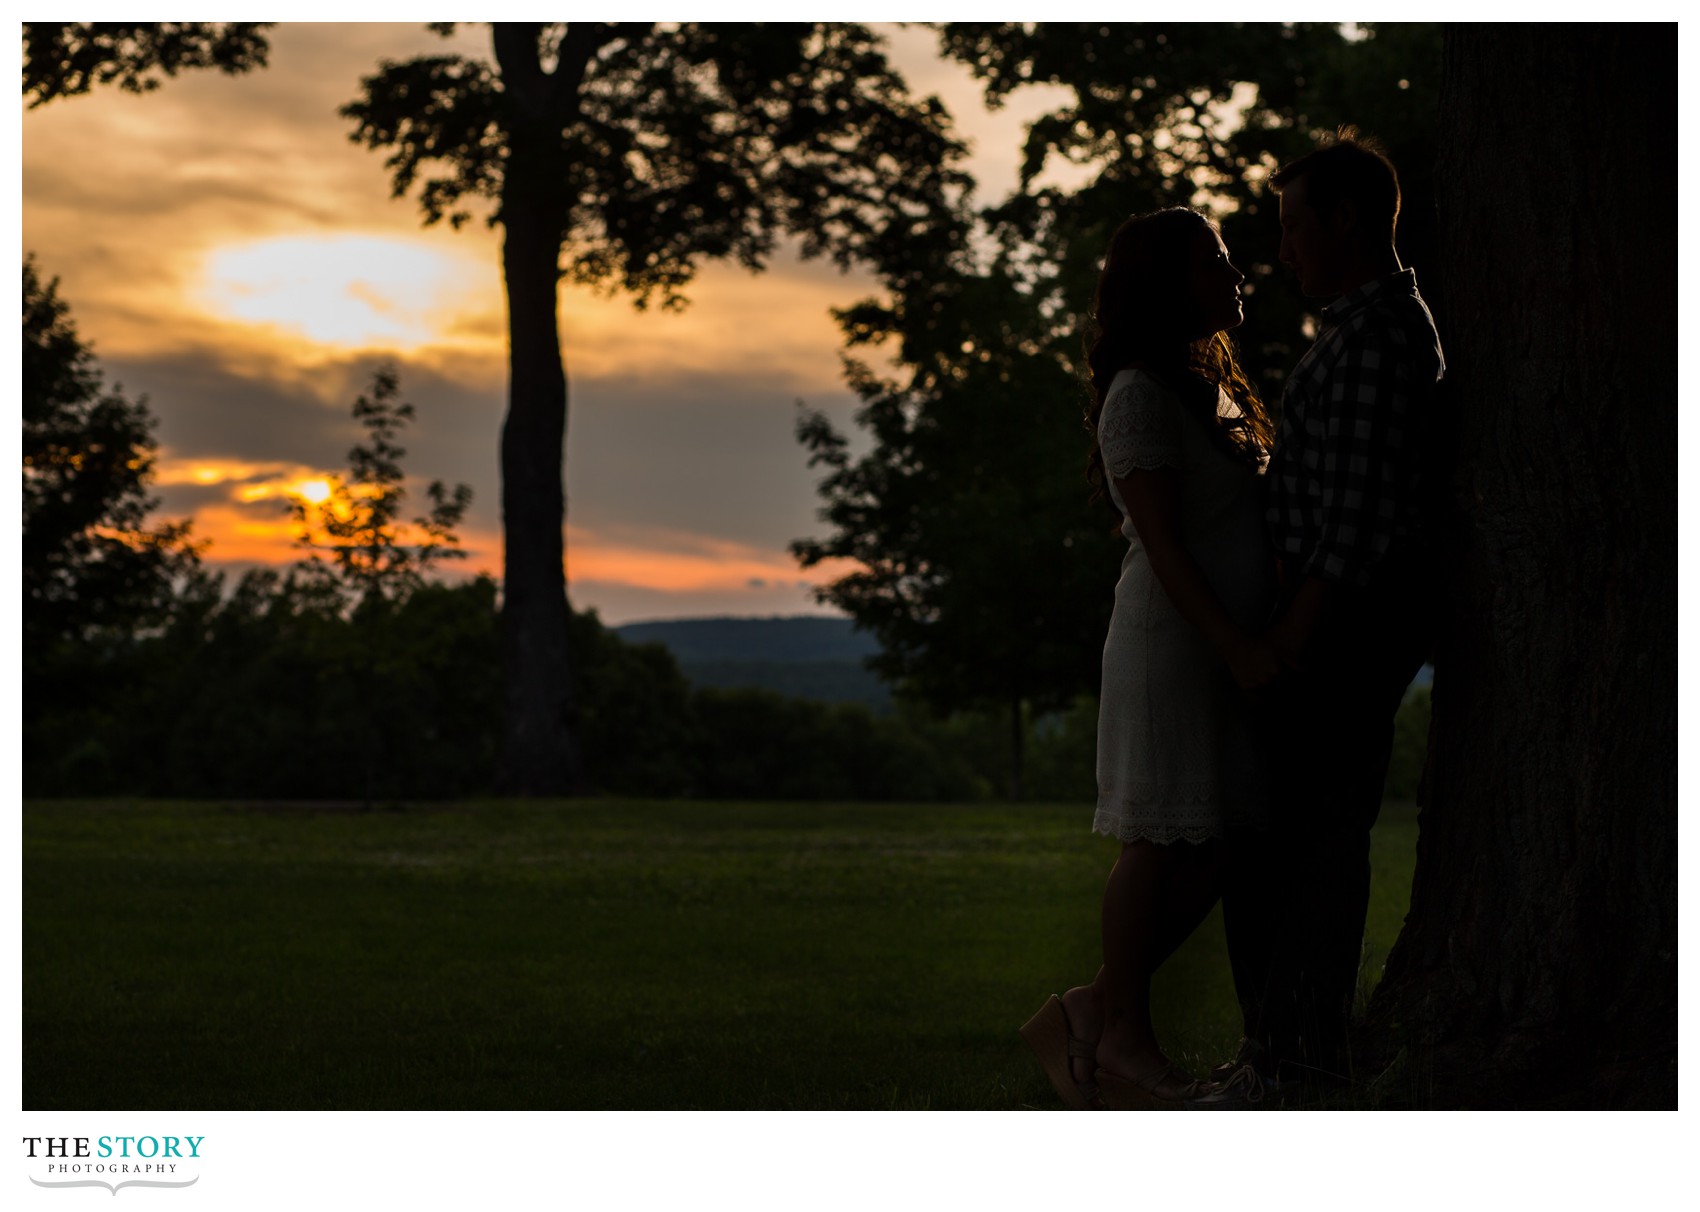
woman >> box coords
[1020,208,1282,1110]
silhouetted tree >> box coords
[22,257,202,648]
[284,365,474,805]
[794,264,1121,798]
[22,21,271,107]
[1362,23,1675,1109]
[340,22,971,795]
[287,363,472,607]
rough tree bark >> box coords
[1362,24,1676,1108]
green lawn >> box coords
[22,797,1418,1109]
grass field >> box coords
[23,797,1419,1110]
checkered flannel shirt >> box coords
[1266,269,1445,588]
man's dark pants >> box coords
[1223,548,1433,1082]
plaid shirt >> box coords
[1265,269,1444,588]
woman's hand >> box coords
[1222,631,1285,695]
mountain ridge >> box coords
[612,615,890,711]
[614,615,880,664]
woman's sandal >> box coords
[1019,995,1104,1110]
[1095,1059,1204,1111]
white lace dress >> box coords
[1093,368,1275,844]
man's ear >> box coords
[1332,197,1360,239]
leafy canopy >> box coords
[340,22,972,308]
[22,22,271,107]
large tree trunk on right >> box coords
[1362,24,1675,1108]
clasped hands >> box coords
[1223,620,1307,696]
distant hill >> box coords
[614,616,891,712]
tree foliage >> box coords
[793,261,1123,794]
[341,23,971,298]
[287,364,473,607]
[22,22,271,107]
[934,22,1441,394]
[22,257,202,648]
[22,567,998,805]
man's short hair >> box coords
[1272,126,1401,239]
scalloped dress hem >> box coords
[1091,811,1223,846]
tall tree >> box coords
[341,22,969,795]
[1362,24,1675,1108]
[793,263,1123,798]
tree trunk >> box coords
[1361,24,1675,1108]
[494,138,581,796]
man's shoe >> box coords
[1187,1060,1288,1110]
[1207,1036,1267,1085]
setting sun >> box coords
[292,478,334,504]
[197,234,489,351]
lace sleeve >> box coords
[1099,375,1185,478]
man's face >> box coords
[1277,175,1350,298]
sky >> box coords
[20,23,1075,625]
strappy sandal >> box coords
[1095,1058,1204,1111]
[1019,994,1104,1110]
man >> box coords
[1206,129,1445,1104]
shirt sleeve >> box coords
[1099,375,1185,479]
[1303,326,1417,586]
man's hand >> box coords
[1268,574,1338,672]
[1223,631,1286,694]
[1266,615,1310,672]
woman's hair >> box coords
[1083,207,1275,509]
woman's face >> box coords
[1188,224,1246,338]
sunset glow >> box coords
[197,234,491,352]
[22,21,1049,621]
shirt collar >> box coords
[1321,268,1419,325]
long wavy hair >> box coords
[1083,208,1275,511]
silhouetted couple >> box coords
[1022,129,1443,1110]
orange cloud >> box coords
[155,457,335,488]
[186,504,304,564]
[565,525,850,594]
[185,503,850,602]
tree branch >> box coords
[490,22,633,126]
[490,23,549,119]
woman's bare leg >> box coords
[1060,839,1222,1091]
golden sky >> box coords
[21,23,1068,623]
